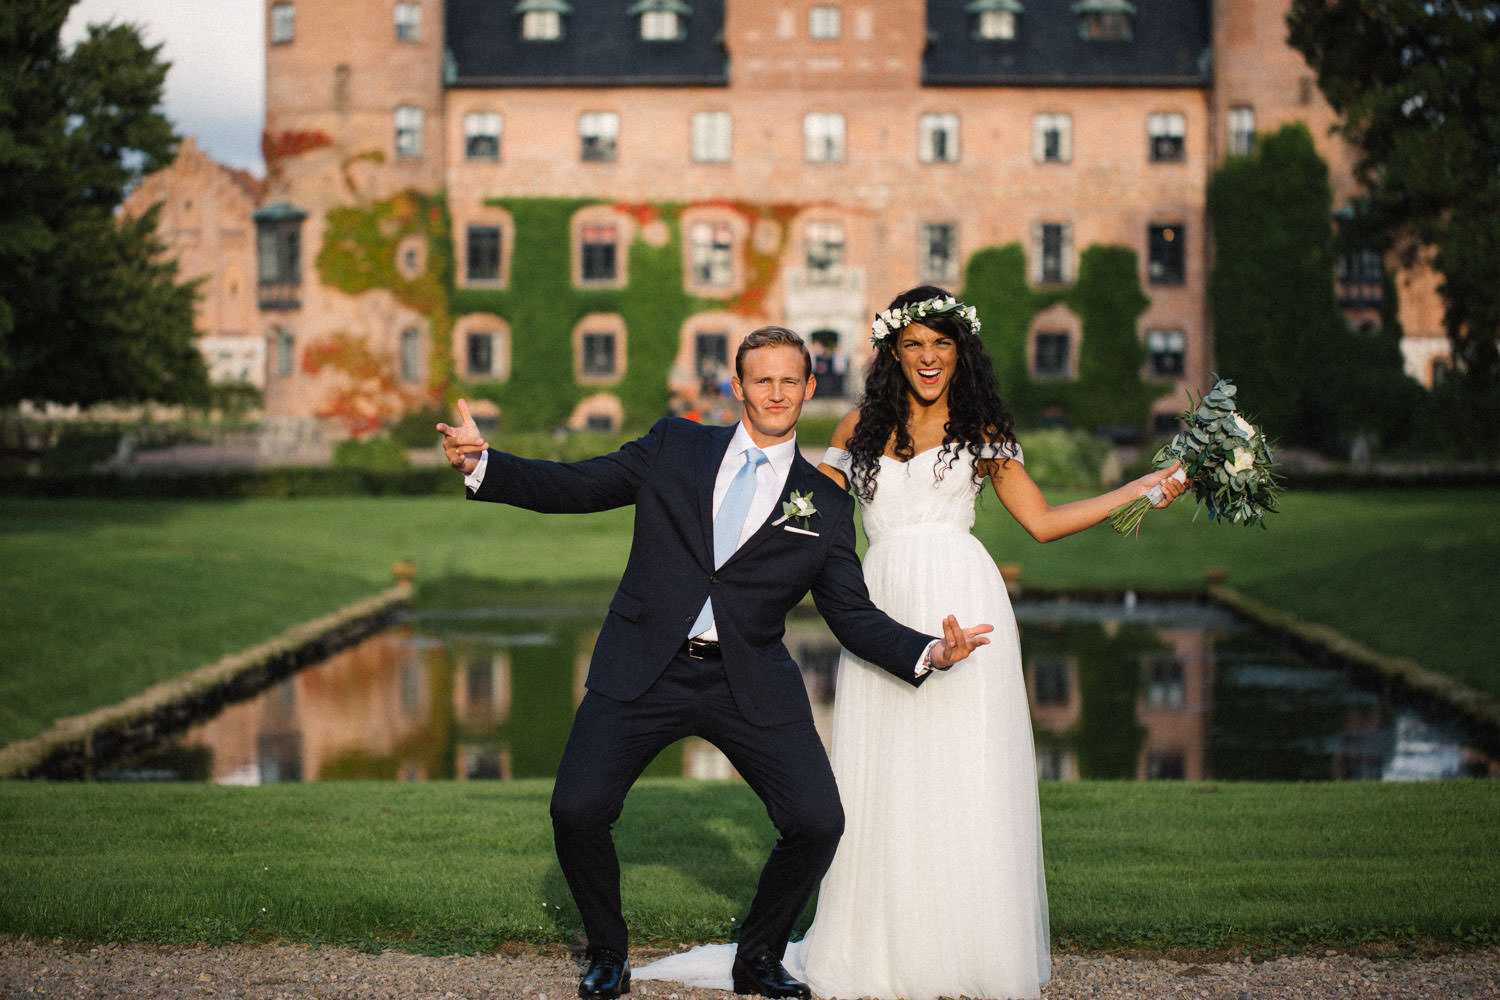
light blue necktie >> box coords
[689,447,767,637]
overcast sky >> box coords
[62,0,265,175]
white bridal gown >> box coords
[636,444,1050,1000]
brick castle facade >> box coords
[126,0,1450,442]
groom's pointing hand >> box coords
[928,614,993,670]
[436,397,490,475]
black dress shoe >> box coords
[578,947,630,999]
[731,952,811,999]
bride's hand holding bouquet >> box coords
[1111,377,1281,537]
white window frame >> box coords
[975,10,1016,40]
[640,10,682,40]
[394,2,422,42]
[464,112,502,160]
[580,111,619,162]
[804,220,845,282]
[919,113,960,164]
[921,222,959,284]
[1148,112,1186,162]
[1146,328,1186,377]
[691,111,732,163]
[690,221,735,287]
[809,5,842,39]
[1228,105,1256,157]
[395,105,424,159]
[400,327,423,383]
[271,3,295,44]
[521,10,562,40]
[1033,113,1072,164]
[1033,222,1074,285]
[803,113,846,163]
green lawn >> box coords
[0,780,1494,955]
[2,488,1496,745]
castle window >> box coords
[629,0,689,40]
[271,3,295,44]
[809,5,841,39]
[464,112,502,160]
[804,113,846,163]
[1033,222,1073,285]
[1033,113,1072,164]
[395,105,424,158]
[921,223,958,284]
[574,314,627,384]
[968,0,1021,41]
[580,111,619,162]
[516,0,569,40]
[804,220,845,283]
[272,327,297,378]
[1147,328,1186,377]
[1148,224,1185,285]
[919,113,960,164]
[466,332,495,376]
[691,111,731,162]
[1337,250,1385,310]
[466,226,502,283]
[400,327,423,383]
[1148,112,1185,162]
[254,203,306,310]
[695,331,728,378]
[689,221,734,287]
[581,223,619,283]
[394,3,422,42]
[1073,0,1134,41]
[1228,105,1256,157]
[1033,331,1071,379]
[581,332,618,377]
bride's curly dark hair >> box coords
[846,285,1017,504]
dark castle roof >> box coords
[923,0,1212,88]
[442,1,1210,89]
[446,0,729,87]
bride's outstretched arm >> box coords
[988,458,1184,543]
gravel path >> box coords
[3,937,1497,1000]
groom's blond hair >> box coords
[735,326,811,380]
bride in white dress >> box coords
[637,288,1183,999]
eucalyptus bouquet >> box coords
[1111,377,1280,537]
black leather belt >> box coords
[685,638,721,659]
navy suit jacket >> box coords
[469,417,936,726]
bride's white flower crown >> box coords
[870,296,982,352]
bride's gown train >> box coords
[636,445,1050,1000]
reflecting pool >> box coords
[112,598,1498,784]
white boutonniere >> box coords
[773,489,818,530]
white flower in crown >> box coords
[869,296,982,352]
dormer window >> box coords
[629,0,691,41]
[967,0,1022,42]
[516,0,569,41]
[1073,0,1133,42]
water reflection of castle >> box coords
[164,609,1494,785]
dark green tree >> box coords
[0,1,208,407]
[1287,0,1500,390]
[1209,123,1421,454]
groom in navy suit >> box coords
[439,327,990,999]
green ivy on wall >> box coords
[454,198,726,434]
[961,243,1168,432]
